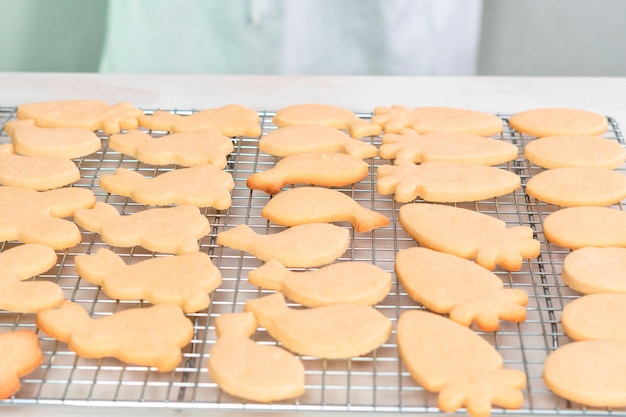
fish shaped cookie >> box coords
[74,202,211,255]
[36,301,193,372]
[0,330,43,399]
[99,165,234,209]
[208,312,305,402]
[108,129,234,168]
[217,223,349,268]
[397,310,526,417]
[380,129,518,165]
[244,292,391,359]
[246,152,369,194]
[75,249,222,313]
[261,187,389,232]
[259,125,377,159]
[377,160,520,203]
[139,104,262,137]
[399,203,540,271]
[248,259,392,307]
[395,247,528,331]
[272,103,381,139]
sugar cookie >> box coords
[380,128,518,165]
[0,330,43,399]
[259,125,377,159]
[395,247,528,331]
[75,249,222,313]
[217,223,349,268]
[37,301,193,371]
[372,105,503,136]
[524,135,626,169]
[244,292,391,359]
[0,186,95,249]
[0,244,62,313]
[399,203,540,271]
[16,99,143,134]
[561,293,626,342]
[272,103,381,139]
[139,104,262,137]
[397,310,526,417]
[99,165,234,209]
[562,247,626,294]
[74,202,210,255]
[0,143,80,191]
[108,129,234,168]
[542,206,626,249]
[377,160,520,203]
[208,312,305,402]
[248,259,392,307]
[525,166,626,207]
[543,340,626,407]
[246,152,369,194]
[4,119,101,159]
[261,187,389,232]
[509,108,608,137]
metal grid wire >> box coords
[0,106,624,416]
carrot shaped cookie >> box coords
[217,223,349,268]
[395,247,528,331]
[244,292,391,359]
[75,249,222,313]
[261,187,389,232]
[377,160,520,203]
[246,152,369,195]
[0,330,43,399]
[99,165,234,209]
[399,203,540,271]
[397,310,526,417]
[208,312,305,402]
[36,301,193,372]
[74,202,211,255]
[248,259,392,307]
[0,244,62,313]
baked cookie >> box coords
[244,292,391,359]
[525,166,626,206]
[139,104,262,137]
[397,310,526,417]
[261,187,389,233]
[108,129,234,168]
[36,301,193,372]
[0,144,80,191]
[75,249,222,313]
[0,244,62,313]
[380,128,518,165]
[217,223,349,268]
[543,340,626,407]
[0,186,95,249]
[4,119,101,159]
[542,206,626,249]
[395,247,528,331]
[562,247,626,294]
[99,165,234,209]
[509,108,608,137]
[372,105,503,136]
[0,330,43,399]
[208,312,305,402]
[524,135,626,169]
[248,259,392,307]
[272,103,381,139]
[561,293,626,342]
[246,152,369,194]
[377,160,520,203]
[74,202,211,255]
[259,125,377,159]
[16,99,144,134]
[399,203,540,271]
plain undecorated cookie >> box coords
[524,135,626,169]
[561,293,626,342]
[509,108,608,137]
[0,330,43,399]
[562,246,626,294]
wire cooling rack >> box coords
[0,105,625,416]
